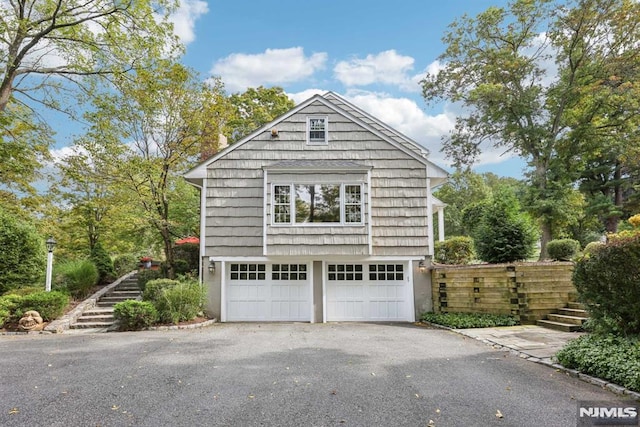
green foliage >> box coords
[16,291,69,322]
[54,260,99,299]
[90,242,115,285]
[573,234,640,335]
[420,312,519,329]
[583,241,604,256]
[113,254,139,277]
[434,236,475,265]
[0,294,21,326]
[473,189,538,263]
[546,239,580,261]
[155,280,205,324]
[0,206,45,294]
[173,243,199,275]
[142,278,204,324]
[556,334,640,392]
[113,300,158,331]
[143,279,180,302]
[137,270,163,292]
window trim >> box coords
[306,116,328,145]
[271,182,364,226]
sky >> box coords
[53,0,528,178]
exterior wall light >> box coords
[418,260,427,273]
[208,260,216,273]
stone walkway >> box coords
[456,324,584,360]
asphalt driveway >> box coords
[0,323,627,426]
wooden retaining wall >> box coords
[431,262,576,324]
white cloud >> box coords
[169,0,209,45]
[286,88,327,105]
[333,50,425,92]
[211,47,328,92]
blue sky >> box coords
[53,0,527,178]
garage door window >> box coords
[369,264,404,281]
[272,264,307,280]
[328,264,363,281]
[230,263,266,280]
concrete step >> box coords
[76,314,115,323]
[70,321,115,329]
[536,319,582,332]
[546,313,587,326]
[106,290,140,298]
[567,301,586,310]
[558,308,589,318]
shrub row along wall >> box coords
[431,262,576,324]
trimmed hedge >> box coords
[434,236,475,265]
[11,291,69,322]
[113,300,158,331]
[546,239,580,261]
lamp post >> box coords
[45,237,56,292]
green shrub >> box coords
[420,312,519,328]
[17,291,69,322]
[473,189,538,263]
[546,239,580,261]
[113,254,138,277]
[2,286,42,296]
[0,294,21,326]
[573,234,640,335]
[113,300,158,331]
[0,207,46,294]
[434,236,475,264]
[156,280,205,324]
[142,279,204,324]
[143,279,180,302]
[137,269,163,292]
[90,242,116,285]
[556,334,640,392]
[55,260,99,299]
[583,241,604,256]
[173,243,199,274]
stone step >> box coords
[567,301,586,310]
[558,308,589,318]
[70,321,115,329]
[536,319,582,332]
[106,290,140,297]
[76,314,115,323]
[547,313,587,326]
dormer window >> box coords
[307,116,328,145]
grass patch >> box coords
[556,334,640,392]
[420,312,519,329]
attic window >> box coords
[307,116,327,145]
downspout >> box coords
[426,175,434,257]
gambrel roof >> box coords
[184,92,449,185]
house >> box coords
[184,92,448,322]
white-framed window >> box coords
[307,116,328,145]
[271,183,363,225]
[272,264,308,281]
[369,264,404,281]
[229,263,267,280]
[327,264,364,281]
[273,185,291,224]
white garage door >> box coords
[226,263,311,321]
[326,263,413,321]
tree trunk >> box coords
[605,162,623,234]
[539,220,553,260]
[162,227,175,279]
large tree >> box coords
[0,0,178,114]
[421,0,640,258]
[82,61,223,278]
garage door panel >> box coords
[326,263,412,322]
[226,263,311,321]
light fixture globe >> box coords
[46,237,57,253]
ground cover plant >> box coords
[556,334,640,392]
[420,312,519,329]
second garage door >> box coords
[325,262,413,321]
